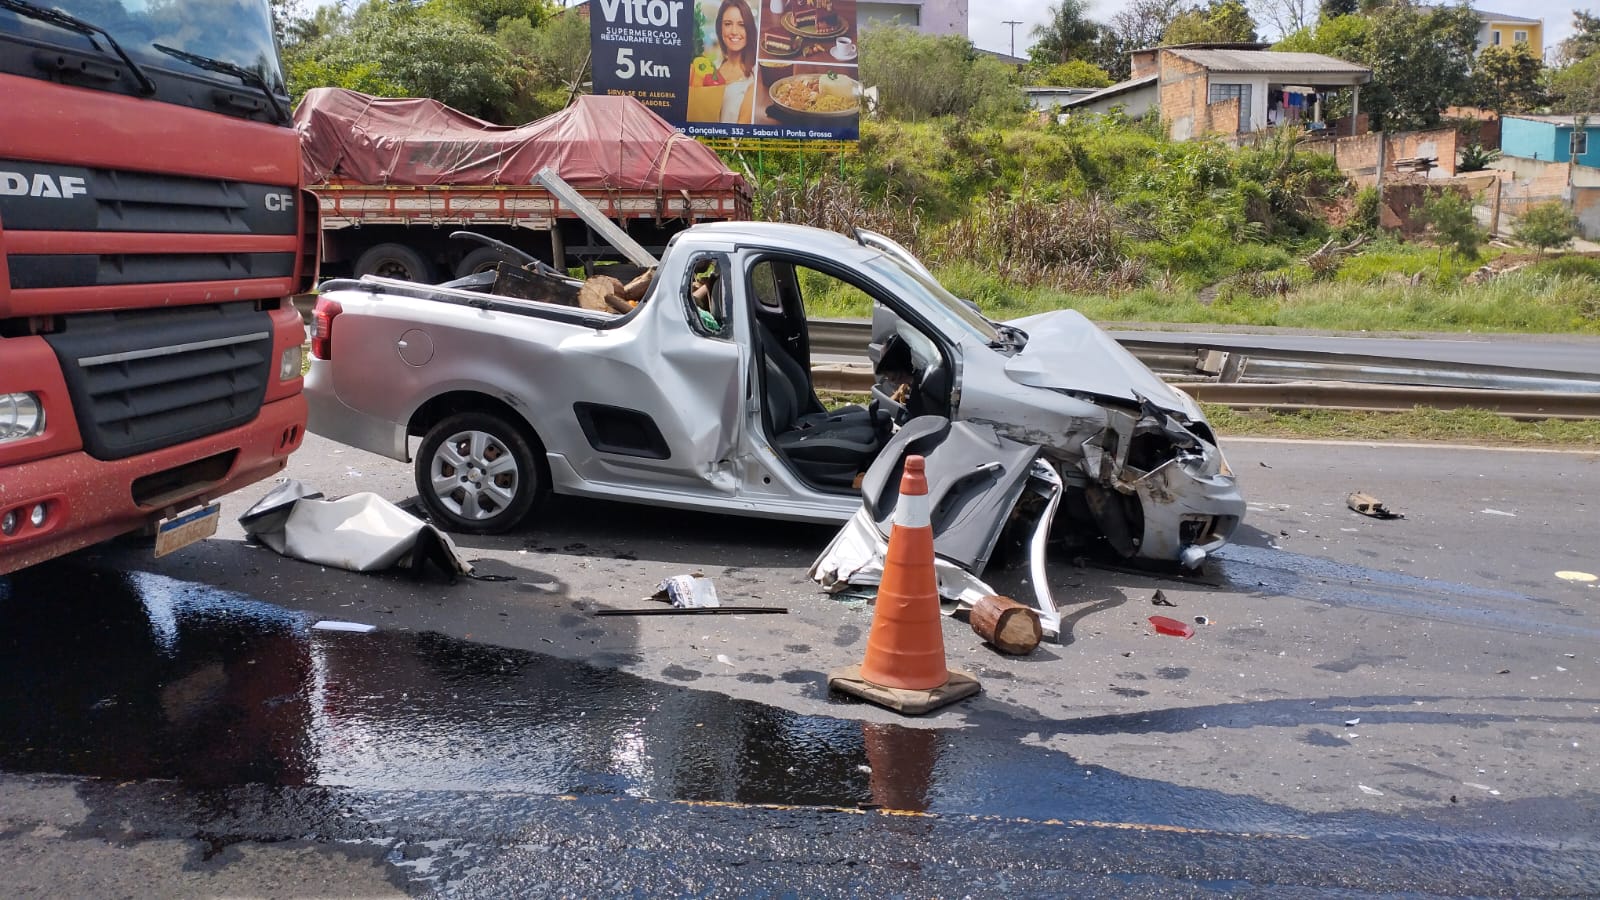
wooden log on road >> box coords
[970,595,1041,656]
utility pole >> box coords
[1002,20,1022,59]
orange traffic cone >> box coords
[828,455,980,715]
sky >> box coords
[967,1,1587,60]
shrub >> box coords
[1514,202,1582,257]
[933,192,1144,292]
[1529,255,1600,280]
[1419,189,1483,261]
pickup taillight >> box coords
[311,297,342,360]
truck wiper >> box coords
[152,42,288,125]
[0,0,156,94]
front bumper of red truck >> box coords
[0,390,305,576]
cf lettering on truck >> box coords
[0,0,317,574]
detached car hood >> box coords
[1003,310,1197,417]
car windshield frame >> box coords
[861,252,1004,346]
[0,0,285,94]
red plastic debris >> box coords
[1149,615,1195,638]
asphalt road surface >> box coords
[2,433,1597,896]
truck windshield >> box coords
[0,0,284,93]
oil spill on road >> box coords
[1214,544,1600,640]
[3,560,1600,890]
[4,562,1289,829]
[2,561,1597,894]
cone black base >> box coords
[826,664,981,715]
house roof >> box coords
[1421,5,1540,24]
[1129,41,1269,54]
[975,47,1029,66]
[1061,74,1158,108]
[1164,48,1372,77]
[1471,9,1541,24]
[1507,115,1597,127]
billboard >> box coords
[589,0,860,143]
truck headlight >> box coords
[0,393,44,441]
[280,345,302,381]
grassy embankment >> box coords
[744,117,1600,445]
[739,117,1600,335]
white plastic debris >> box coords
[313,620,377,633]
[1358,784,1384,796]
[1344,717,1361,726]
[652,574,720,609]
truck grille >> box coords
[43,303,273,461]
[0,158,298,236]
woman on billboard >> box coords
[687,0,756,123]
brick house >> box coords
[1064,44,1372,141]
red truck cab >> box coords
[0,0,315,574]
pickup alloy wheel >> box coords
[415,412,540,533]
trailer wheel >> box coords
[354,243,434,283]
[455,247,519,278]
[415,412,542,534]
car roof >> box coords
[685,221,884,264]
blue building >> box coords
[1501,114,1600,167]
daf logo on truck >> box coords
[265,192,294,212]
[0,171,87,199]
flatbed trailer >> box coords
[296,89,752,282]
[313,179,750,281]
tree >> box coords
[1085,0,1184,80]
[1273,11,1369,55]
[1552,54,1600,113]
[1319,0,1357,20]
[1250,0,1316,40]
[1420,189,1482,261]
[1560,10,1600,65]
[284,1,515,119]
[1514,202,1581,256]
[433,0,555,32]
[861,28,1024,121]
[1110,0,1184,50]
[1162,0,1259,45]
[1029,0,1101,64]
[1474,43,1545,114]
[496,10,591,121]
[1366,3,1479,130]
[1026,59,1113,88]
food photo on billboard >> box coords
[749,0,859,139]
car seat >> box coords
[758,323,879,490]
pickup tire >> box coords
[415,412,541,534]
[354,242,434,283]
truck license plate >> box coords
[154,503,221,558]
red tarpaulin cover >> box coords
[294,88,748,195]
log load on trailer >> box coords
[1,0,315,575]
[294,89,752,282]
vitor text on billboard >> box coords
[590,0,861,143]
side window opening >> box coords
[683,252,732,337]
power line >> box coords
[1002,19,1022,59]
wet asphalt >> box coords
[3,556,1599,895]
[2,436,1599,895]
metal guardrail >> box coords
[808,318,1600,420]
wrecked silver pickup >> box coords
[304,222,1243,582]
